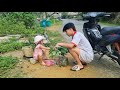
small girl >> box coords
[33,35,50,65]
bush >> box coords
[0,18,26,35]
[61,12,68,19]
[100,12,120,25]
[112,12,120,24]
[0,16,45,36]
[1,12,36,29]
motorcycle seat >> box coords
[101,26,120,36]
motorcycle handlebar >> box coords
[97,12,111,17]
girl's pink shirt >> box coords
[33,44,43,60]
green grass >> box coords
[0,56,26,78]
[0,37,31,53]
[0,56,18,77]
[0,56,18,70]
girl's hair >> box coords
[63,22,76,32]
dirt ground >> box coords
[1,50,99,78]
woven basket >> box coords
[22,46,33,58]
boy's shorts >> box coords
[79,49,93,63]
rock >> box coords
[0,34,21,43]
[19,59,23,62]
[18,38,29,43]
[30,58,37,64]
[6,35,21,39]
[0,37,10,43]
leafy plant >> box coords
[57,46,68,56]
[49,46,68,58]
[44,43,50,47]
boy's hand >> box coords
[55,44,59,48]
[54,43,60,50]
[47,47,50,50]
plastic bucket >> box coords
[46,21,51,27]
[40,19,47,27]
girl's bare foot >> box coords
[41,61,46,66]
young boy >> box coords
[55,22,94,71]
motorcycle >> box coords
[82,12,120,65]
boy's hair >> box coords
[63,22,76,32]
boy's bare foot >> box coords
[81,61,87,65]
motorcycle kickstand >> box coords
[98,53,105,60]
[111,58,117,63]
